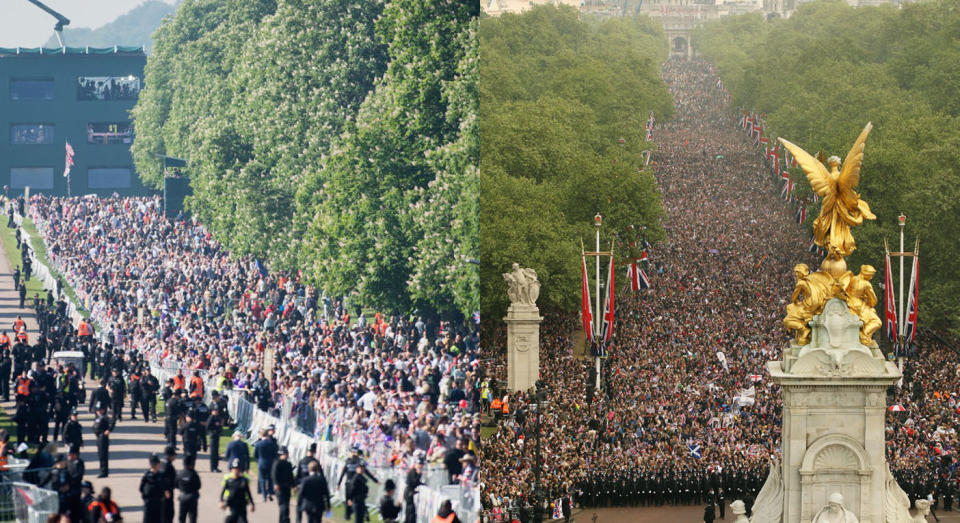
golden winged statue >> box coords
[779,123,881,348]
[779,123,876,263]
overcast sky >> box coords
[0,0,176,48]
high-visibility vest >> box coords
[13,319,24,332]
[173,375,185,390]
[16,331,26,344]
[16,377,30,396]
[0,442,8,471]
[490,398,502,411]
[87,499,119,519]
[501,398,509,414]
[77,322,91,337]
[431,514,455,523]
[0,334,9,347]
[189,377,204,398]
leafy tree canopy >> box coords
[480,5,673,317]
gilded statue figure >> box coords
[784,264,835,346]
[845,265,882,346]
[779,123,876,268]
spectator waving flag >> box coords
[64,141,75,177]
[688,442,702,459]
[883,244,898,343]
[904,243,919,343]
[552,500,562,519]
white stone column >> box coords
[504,303,542,393]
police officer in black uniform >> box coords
[129,367,143,420]
[176,454,201,523]
[142,368,160,422]
[207,406,224,473]
[93,405,113,478]
[162,445,177,523]
[220,458,255,521]
[295,443,320,523]
[165,388,183,450]
[180,413,202,459]
[62,408,83,450]
[272,446,295,523]
[348,463,373,523]
[141,454,167,523]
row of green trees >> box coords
[131,0,478,317]
[694,0,960,331]
[479,6,674,318]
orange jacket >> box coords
[16,377,31,396]
[16,331,26,344]
[173,375,186,390]
[77,321,91,337]
[13,318,24,332]
[189,376,204,398]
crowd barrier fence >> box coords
[12,199,480,522]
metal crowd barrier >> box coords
[4,481,58,523]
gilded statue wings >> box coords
[778,122,874,217]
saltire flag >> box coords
[796,205,806,225]
[688,443,702,459]
[598,252,615,350]
[64,141,75,178]
[903,245,919,343]
[883,245,898,342]
[581,249,594,343]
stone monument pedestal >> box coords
[749,299,914,523]
[505,303,541,392]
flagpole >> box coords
[594,213,602,391]
[897,213,905,374]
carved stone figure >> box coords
[748,458,783,523]
[812,493,859,523]
[845,265,881,346]
[503,263,540,306]
[730,500,750,523]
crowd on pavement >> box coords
[478,57,960,520]
[2,188,480,522]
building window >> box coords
[87,122,133,145]
[11,124,54,145]
[10,79,55,101]
[77,75,141,101]
[10,167,54,189]
[88,167,132,189]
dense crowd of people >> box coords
[479,57,960,519]
[11,190,479,521]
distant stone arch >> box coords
[672,36,689,55]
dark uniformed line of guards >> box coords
[576,468,765,513]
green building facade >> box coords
[0,46,151,196]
